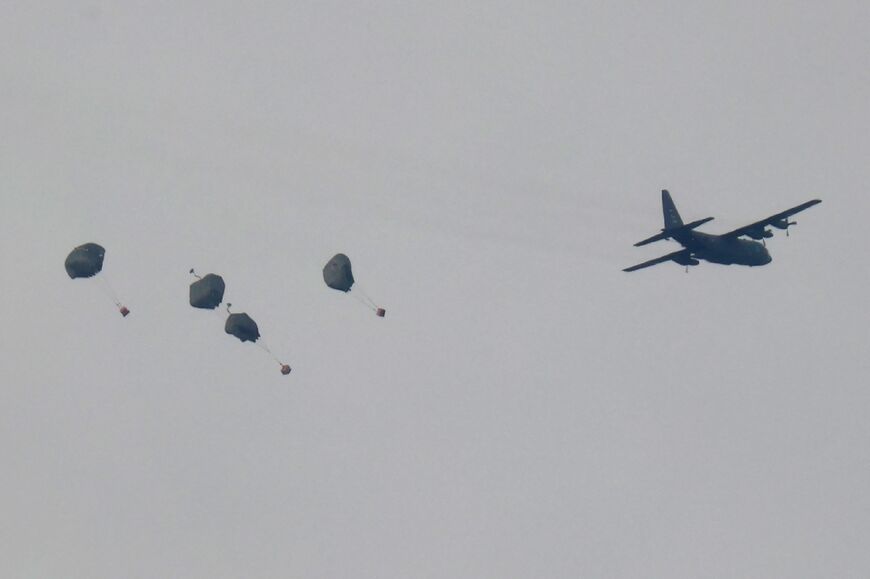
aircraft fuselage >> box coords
[675,231,771,266]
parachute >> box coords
[323,253,354,292]
[189,268,291,375]
[65,243,105,278]
[224,304,291,375]
[189,271,225,309]
[65,243,129,316]
[225,312,260,342]
[323,253,385,317]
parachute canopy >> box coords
[323,253,354,292]
[65,243,105,279]
[225,312,260,343]
[190,273,226,309]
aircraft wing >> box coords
[722,199,822,239]
[623,249,693,272]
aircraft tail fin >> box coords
[662,190,683,229]
[632,189,713,246]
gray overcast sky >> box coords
[1,1,868,577]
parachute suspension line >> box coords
[350,291,376,311]
[350,286,378,310]
[94,277,116,304]
[189,268,202,280]
[256,337,292,375]
[358,287,378,309]
[256,341,284,366]
[96,276,121,307]
[96,276,129,316]
[351,285,384,316]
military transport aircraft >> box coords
[624,190,821,272]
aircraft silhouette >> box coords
[624,190,821,272]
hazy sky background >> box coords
[2,2,868,577]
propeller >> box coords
[772,218,797,236]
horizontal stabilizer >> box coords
[634,216,714,247]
